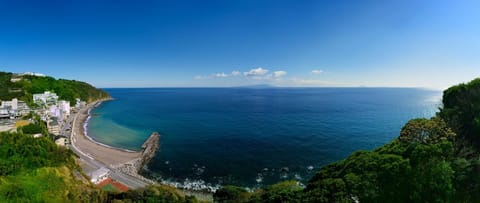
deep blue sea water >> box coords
[88,88,441,188]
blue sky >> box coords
[0,0,479,89]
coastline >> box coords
[82,104,138,153]
[72,99,216,200]
[71,99,142,167]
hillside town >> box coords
[0,72,158,194]
[0,89,86,146]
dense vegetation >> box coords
[0,132,103,201]
[106,185,200,202]
[0,71,110,105]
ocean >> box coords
[87,88,441,189]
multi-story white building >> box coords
[17,101,30,116]
[33,91,59,105]
[1,98,18,110]
[58,100,70,116]
[0,108,9,118]
[49,105,62,119]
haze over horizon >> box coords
[1,0,479,89]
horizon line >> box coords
[97,86,443,91]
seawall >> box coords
[113,132,160,183]
[140,132,161,169]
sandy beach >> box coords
[72,101,141,167]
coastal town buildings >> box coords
[1,98,18,110]
[59,100,70,116]
[47,119,60,136]
[0,108,9,119]
[0,98,30,120]
[75,98,86,109]
[33,91,59,106]
[0,91,82,137]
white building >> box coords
[58,100,70,116]
[10,78,22,83]
[90,167,110,184]
[33,91,59,105]
[17,101,30,116]
[75,98,81,109]
[21,72,45,77]
[1,98,18,110]
[49,105,61,118]
[0,108,9,118]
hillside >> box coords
[0,71,110,105]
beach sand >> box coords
[73,102,141,166]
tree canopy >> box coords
[0,71,110,105]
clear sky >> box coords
[1,0,479,89]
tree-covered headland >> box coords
[0,71,110,105]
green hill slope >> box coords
[0,71,110,105]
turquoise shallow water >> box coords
[88,88,441,188]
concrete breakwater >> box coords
[113,132,160,183]
[141,132,161,168]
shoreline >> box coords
[73,98,216,199]
[71,98,142,167]
[82,103,138,153]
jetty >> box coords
[70,101,160,189]
[113,132,160,183]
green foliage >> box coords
[304,117,459,203]
[0,132,74,176]
[439,78,480,146]
[107,185,197,203]
[0,71,110,105]
[0,132,106,202]
[0,167,105,202]
[259,180,303,203]
[0,72,24,101]
[214,185,251,203]
[214,181,302,203]
[18,123,42,134]
[399,117,455,144]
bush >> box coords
[214,185,250,203]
